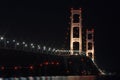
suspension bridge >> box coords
[0,8,105,79]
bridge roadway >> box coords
[0,48,100,77]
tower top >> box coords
[71,8,82,10]
[71,8,82,14]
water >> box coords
[0,76,96,80]
[0,75,118,80]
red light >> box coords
[29,66,33,70]
[51,62,54,65]
[1,66,4,70]
[44,62,49,65]
[56,62,59,65]
[14,66,18,70]
[40,64,42,67]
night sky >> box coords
[0,0,120,73]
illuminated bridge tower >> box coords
[86,29,94,61]
[70,8,82,55]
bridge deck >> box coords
[0,48,100,77]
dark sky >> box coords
[0,0,120,73]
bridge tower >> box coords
[86,29,94,61]
[70,8,82,55]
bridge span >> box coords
[0,48,100,77]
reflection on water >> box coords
[0,76,96,80]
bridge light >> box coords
[52,48,55,52]
[56,62,59,65]
[16,42,19,45]
[55,49,58,52]
[7,41,9,44]
[38,47,40,49]
[31,43,33,46]
[0,36,4,40]
[51,62,54,65]
[28,77,34,80]
[14,66,18,70]
[1,66,4,70]
[25,44,28,47]
[48,47,51,51]
[43,46,46,51]
[75,53,78,56]
[44,61,48,65]
[22,42,25,44]
[39,64,43,67]
[29,66,33,70]
[37,45,40,49]
[13,40,16,42]
[37,45,40,47]
[32,46,35,48]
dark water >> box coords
[0,75,119,80]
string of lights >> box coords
[0,35,74,56]
[0,35,59,54]
[0,61,60,70]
